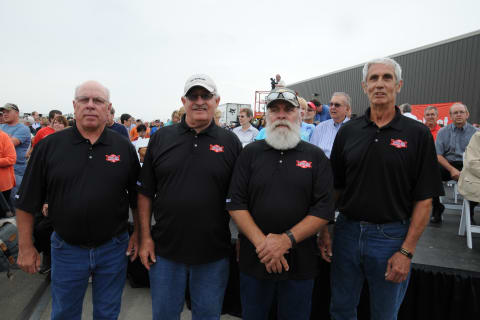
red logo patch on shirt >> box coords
[296,160,312,169]
[390,139,408,149]
[105,154,121,163]
[209,144,224,153]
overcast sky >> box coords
[1,0,479,121]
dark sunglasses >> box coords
[186,92,215,102]
[329,102,343,108]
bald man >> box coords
[16,80,141,319]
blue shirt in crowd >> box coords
[255,122,314,143]
[310,118,350,158]
[435,122,478,162]
[0,123,31,176]
[314,104,331,123]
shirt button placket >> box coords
[279,151,284,165]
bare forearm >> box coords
[437,155,453,171]
[229,210,265,248]
[290,215,329,244]
[137,193,152,239]
[16,209,35,248]
[401,198,432,254]
[10,137,20,146]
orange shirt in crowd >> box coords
[32,126,55,148]
[0,130,17,192]
[130,126,150,141]
[429,124,441,141]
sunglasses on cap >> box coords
[266,91,299,106]
[1,103,19,112]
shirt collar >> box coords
[362,106,403,131]
[178,114,219,138]
[261,138,305,152]
[71,123,112,146]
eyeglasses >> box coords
[75,96,109,106]
[185,92,215,102]
[329,102,343,108]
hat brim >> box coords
[266,98,299,109]
[184,83,215,95]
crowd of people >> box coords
[0,57,479,320]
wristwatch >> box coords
[399,247,413,259]
[284,230,297,248]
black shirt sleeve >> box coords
[308,152,335,221]
[137,134,157,198]
[15,140,48,215]
[226,147,251,211]
[127,142,141,209]
[330,126,346,190]
[412,128,445,200]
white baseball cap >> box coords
[183,74,218,95]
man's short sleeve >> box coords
[137,135,157,198]
[330,127,346,189]
[16,125,31,144]
[226,148,251,211]
[413,129,445,200]
[127,142,141,209]
[15,143,47,214]
[308,152,335,220]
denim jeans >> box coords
[149,256,229,320]
[330,214,411,320]
[239,272,314,320]
[50,231,129,320]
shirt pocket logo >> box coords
[105,154,121,163]
[209,144,224,153]
[390,139,408,149]
[296,160,312,168]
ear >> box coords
[181,96,186,105]
[396,80,404,93]
[361,81,368,94]
[215,95,221,106]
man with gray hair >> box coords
[310,92,351,158]
[424,105,441,140]
[319,57,443,319]
[227,87,334,319]
[399,103,418,120]
[16,80,140,319]
[431,103,478,223]
[107,106,129,138]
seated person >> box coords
[432,103,478,223]
[458,131,480,225]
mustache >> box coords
[270,119,294,130]
[192,104,207,110]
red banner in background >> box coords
[411,102,461,126]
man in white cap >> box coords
[137,74,242,320]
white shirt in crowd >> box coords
[232,125,259,148]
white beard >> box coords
[265,119,301,150]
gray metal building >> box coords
[288,30,480,123]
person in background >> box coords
[275,74,286,88]
[458,131,480,225]
[214,109,223,127]
[298,97,315,142]
[310,92,351,158]
[232,108,259,147]
[304,102,317,125]
[31,111,42,131]
[311,99,331,124]
[120,113,134,131]
[132,124,149,163]
[165,110,180,126]
[399,103,418,120]
[424,105,441,141]
[0,103,31,210]
[31,109,62,149]
[52,115,68,131]
[24,116,36,136]
[0,128,16,217]
[0,111,4,124]
[432,103,478,223]
[107,107,129,138]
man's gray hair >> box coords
[332,92,351,107]
[424,105,438,116]
[74,81,111,101]
[362,57,402,84]
[449,103,469,114]
[400,103,412,113]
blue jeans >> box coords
[240,272,314,320]
[149,256,229,320]
[50,231,129,320]
[330,214,411,320]
[10,173,23,211]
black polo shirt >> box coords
[16,124,140,246]
[137,117,242,265]
[330,107,444,224]
[226,140,334,280]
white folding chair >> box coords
[458,199,480,249]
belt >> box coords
[76,228,127,249]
